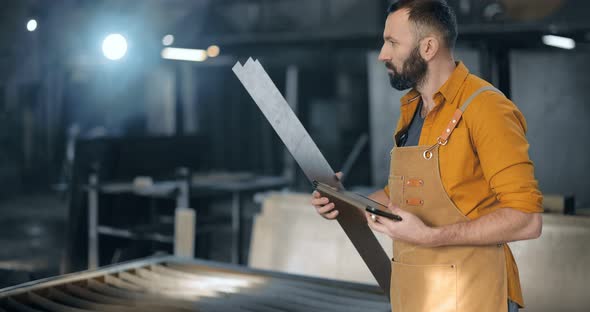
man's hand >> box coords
[311,172,343,220]
[366,203,438,246]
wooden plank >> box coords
[174,208,195,258]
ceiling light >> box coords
[161,47,207,62]
[542,35,575,50]
[206,45,220,58]
[27,19,37,32]
[102,34,128,60]
[162,34,174,46]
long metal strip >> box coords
[5,297,44,312]
[27,292,95,312]
[162,263,387,302]
[88,280,194,312]
[232,58,391,297]
[134,268,347,312]
[64,285,124,305]
[64,284,170,312]
[47,288,137,312]
[233,58,341,188]
[164,264,386,302]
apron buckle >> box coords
[423,137,448,160]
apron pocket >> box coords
[391,261,457,312]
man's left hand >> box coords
[366,203,439,247]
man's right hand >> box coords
[311,190,339,220]
[311,172,342,220]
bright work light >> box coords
[102,33,128,60]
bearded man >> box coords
[312,1,543,311]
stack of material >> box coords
[510,214,590,312]
[0,256,389,311]
[249,193,392,285]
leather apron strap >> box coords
[423,86,503,160]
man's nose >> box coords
[378,45,387,62]
[378,47,390,63]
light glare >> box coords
[542,35,575,50]
[27,19,37,32]
[161,47,207,62]
[102,34,128,60]
[206,45,220,57]
[162,34,174,46]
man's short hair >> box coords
[387,0,458,49]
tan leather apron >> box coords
[388,87,507,312]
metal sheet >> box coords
[232,58,391,296]
[233,58,340,188]
[1,257,389,312]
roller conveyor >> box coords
[0,256,389,312]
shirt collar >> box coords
[399,61,470,106]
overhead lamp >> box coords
[27,19,37,32]
[102,34,128,60]
[542,35,575,50]
[206,45,220,58]
[162,34,174,46]
[161,47,207,62]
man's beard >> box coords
[386,46,428,91]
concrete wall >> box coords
[510,51,590,210]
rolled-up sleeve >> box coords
[466,92,543,213]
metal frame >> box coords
[86,174,192,269]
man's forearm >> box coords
[429,208,542,247]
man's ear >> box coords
[420,36,439,61]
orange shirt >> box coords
[384,62,543,307]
